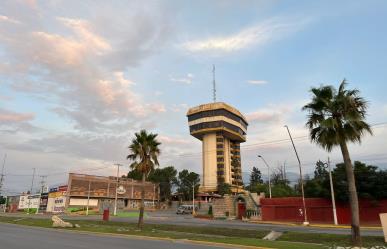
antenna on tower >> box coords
[212,64,216,102]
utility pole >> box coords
[192,182,196,216]
[28,168,36,214]
[113,163,122,216]
[36,175,47,214]
[39,175,47,193]
[284,125,309,225]
[0,154,6,212]
[0,153,7,197]
[325,157,338,225]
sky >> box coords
[1,0,387,194]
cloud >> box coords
[0,108,34,122]
[0,15,20,24]
[0,9,170,132]
[170,73,194,84]
[247,80,268,85]
[246,108,287,123]
[181,17,308,54]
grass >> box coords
[115,211,147,218]
[0,216,385,249]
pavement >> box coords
[0,222,237,249]
[0,211,383,236]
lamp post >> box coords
[284,125,309,225]
[323,157,338,225]
[86,180,91,216]
[192,182,196,216]
[258,155,272,199]
[113,163,122,216]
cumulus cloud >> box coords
[0,4,171,132]
[170,73,194,84]
[0,108,33,122]
[182,17,309,55]
[0,15,20,24]
[246,107,288,123]
[247,80,268,85]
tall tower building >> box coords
[187,102,248,193]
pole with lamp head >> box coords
[284,125,309,225]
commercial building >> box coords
[187,102,248,193]
[66,173,159,211]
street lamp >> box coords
[113,163,122,216]
[258,155,272,199]
[192,182,196,216]
[323,157,338,225]
[284,125,309,225]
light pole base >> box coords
[303,221,310,226]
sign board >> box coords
[380,213,387,243]
[18,195,40,209]
[116,185,126,194]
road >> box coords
[0,211,383,236]
[0,222,232,249]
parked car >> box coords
[176,205,197,214]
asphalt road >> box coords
[0,222,231,249]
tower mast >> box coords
[212,64,216,102]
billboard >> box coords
[18,194,40,209]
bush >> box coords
[208,205,213,216]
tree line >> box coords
[246,161,387,201]
[126,166,200,202]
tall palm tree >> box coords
[303,79,372,246]
[127,130,161,229]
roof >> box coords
[186,102,248,125]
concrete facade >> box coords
[187,102,248,193]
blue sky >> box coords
[1,0,387,194]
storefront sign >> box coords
[116,185,126,194]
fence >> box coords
[260,197,387,225]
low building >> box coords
[65,173,159,211]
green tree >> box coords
[148,166,177,202]
[127,130,161,229]
[303,80,372,246]
[304,160,330,198]
[332,161,387,201]
[175,169,200,201]
[217,182,232,196]
[249,167,263,185]
[127,169,142,180]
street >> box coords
[0,222,232,249]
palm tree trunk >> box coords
[339,141,361,246]
[137,172,146,229]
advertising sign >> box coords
[116,185,126,195]
[18,194,40,209]
[39,193,48,212]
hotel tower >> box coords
[187,102,248,193]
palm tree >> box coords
[127,129,161,229]
[302,79,372,246]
